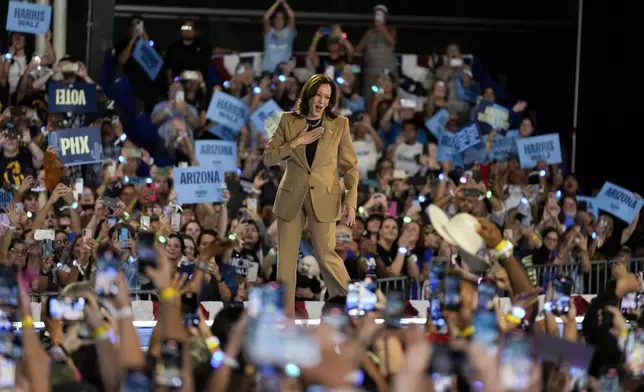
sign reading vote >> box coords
[454,123,480,153]
[490,130,519,161]
[47,127,104,167]
[131,39,163,80]
[250,100,282,137]
[576,196,600,218]
[195,140,238,173]
[174,167,223,204]
[48,82,97,113]
[206,91,250,131]
[515,133,562,168]
[6,1,51,35]
[595,182,643,224]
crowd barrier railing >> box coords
[29,290,160,303]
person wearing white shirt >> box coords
[393,120,423,176]
[352,113,384,179]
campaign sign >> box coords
[576,196,600,219]
[515,133,562,168]
[206,91,250,131]
[249,100,282,137]
[477,102,509,132]
[195,140,238,173]
[436,131,464,167]
[48,82,97,113]
[425,109,449,139]
[131,39,163,80]
[490,130,519,161]
[595,182,644,224]
[462,142,488,167]
[207,123,237,141]
[6,2,51,35]
[454,123,481,153]
[47,127,104,167]
[174,166,223,204]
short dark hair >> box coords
[402,119,417,130]
[198,229,218,246]
[293,74,338,119]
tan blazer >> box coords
[263,112,359,223]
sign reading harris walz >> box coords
[595,181,644,224]
[48,82,97,113]
[515,133,562,168]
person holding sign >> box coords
[263,74,359,314]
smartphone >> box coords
[34,229,55,241]
[137,232,157,274]
[345,279,378,317]
[47,297,86,321]
[550,276,573,316]
[182,293,199,327]
[443,273,461,311]
[0,355,16,389]
[477,278,497,312]
[144,181,157,203]
[118,227,129,249]
[449,58,464,67]
[42,239,53,258]
[429,259,448,292]
[621,292,639,318]
[400,98,416,109]
[0,214,10,226]
[0,269,19,309]
[139,215,151,232]
[103,197,118,210]
[175,90,185,103]
[500,331,534,391]
[429,297,448,335]
[428,344,454,392]
[156,340,183,388]
[528,172,540,185]
[464,188,482,198]
[60,176,72,188]
[625,330,644,378]
[320,26,333,35]
[384,292,405,329]
[171,213,181,232]
[247,282,285,321]
[95,251,120,297]
[473,311,499,354]
[74,178,84,199]
[9,106,25,117]
[107,216,118,228]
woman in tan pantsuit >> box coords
[263,74,359,315]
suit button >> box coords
[310,186,315,190]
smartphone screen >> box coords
[137,232,157,274]
[156,340,183,388]
[429,297,448,334]
[0,355,16,388]
[500,332,534,391]
[551,276,573,316]
[477,279,497,312]
[384,292,405,329]
[473,312,499,354]
[118,227,129,249]
[621,292,639,319]
[95,252,120,297]
[443,274,461,311]
[42,239,53,258]
[625,330,644,377]
[139,216,151,232]
[48,297,86,321]
[0,268,19,308]
[144,181,157,202]
[182,293,199,327]
[345,279,377,317]
[428,344,453,391]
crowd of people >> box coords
[0,0,643,390]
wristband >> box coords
[251,188,262,195]
[95,237,101,244]
[114,307,133,320]
[531,234,540,242]
[494,240,509,252]
[92,325,109,339]
[160,287,179,301]
[206,336,220,352]
[398,247,408,255]
[620,329,630,338]
[505,313,522,326]
[21,315,34,329]
[460,325,475,337]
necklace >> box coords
[306,118,322,130]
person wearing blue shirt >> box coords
[262,0,297,73]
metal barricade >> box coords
[28,289,160,302]
[375,276,409,299]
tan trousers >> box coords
[277,190,350,315]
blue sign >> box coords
[47,82,97,113]
[206,91,250,131]
[195,140,238,173]
[6,2,51,35]
[131,39,163,80]
[490,130,519,161]
[425,109,449,139]
[456,75,481,104]
[174,166,224,204]
[476,101,509,132]
[0,189,13,210]
[462,142,488,167]
[47,127,104,167]
[436,131,464,167]
[249,100,282,137]
[576,196,600,219]
[515,133,562,168]
[595,182,644,224]
[207,123,237,141]
[454,123,481,153]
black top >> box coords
[305,118,322,167]
[165,39,212,81]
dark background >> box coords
[2,1,640,194]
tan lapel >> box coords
[289,116,310,171]
[311,115,336,170]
